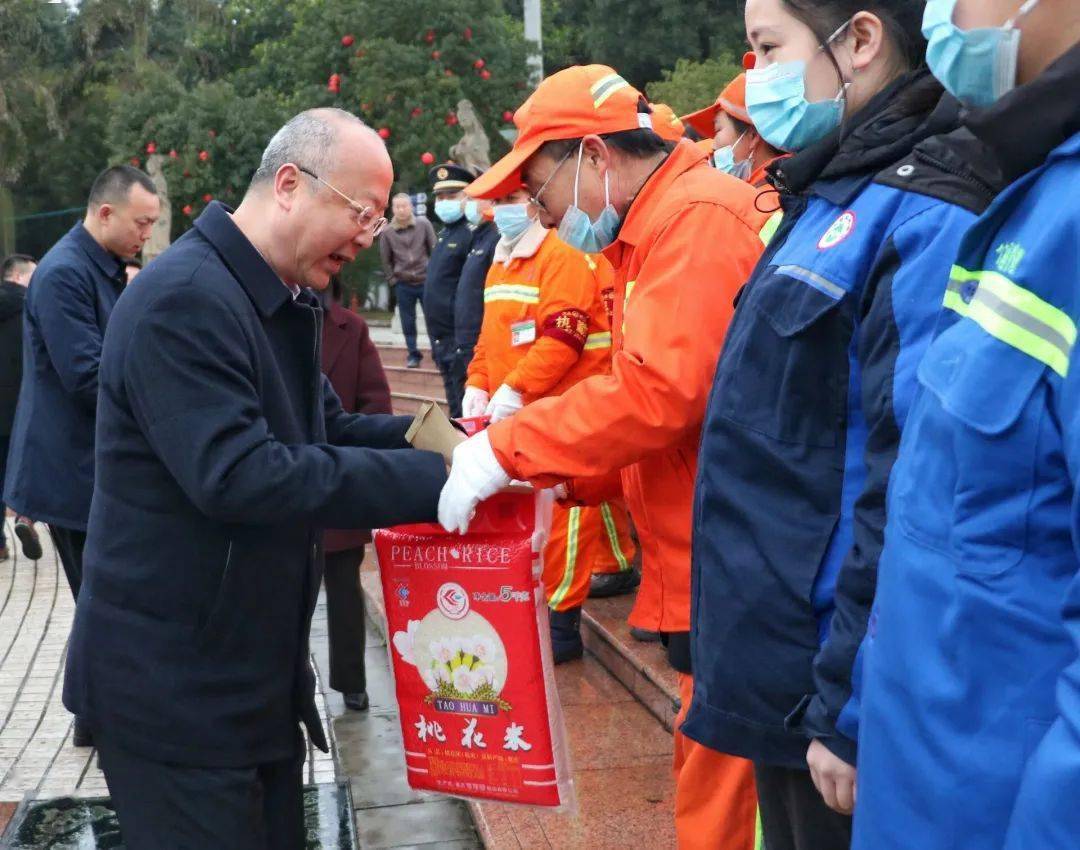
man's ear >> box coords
[274,163,304,211]
[581,135,609,176]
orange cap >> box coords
[466,65,650,199]
[648,103,685,141]
[681,73,753,139]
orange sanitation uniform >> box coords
[466,220,635,612]
[485,140,770,850]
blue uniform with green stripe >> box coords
[854,128,1080,850]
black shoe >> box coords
[406,354,422,369]
[344,692,369,712]
[72,718,94,748]
[589,570,641,599]
[550,608,584,665]
[629,627,662,643]
[14,520,43,561]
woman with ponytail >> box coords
[684,1,1005,847]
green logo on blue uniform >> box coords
[995,242,1026,276]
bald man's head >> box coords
[237,108,394,290]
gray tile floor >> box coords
[0,517,480,848]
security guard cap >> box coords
[430,162,474,193]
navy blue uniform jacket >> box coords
[63,203,447,767]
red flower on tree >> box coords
[168,149,179,159]
[463,26,473,41]
[480,69,492,80]
[421,152,435,165]
[202,194,213,202]
[431,50,441,60]
[377,127,391,140]
[328,73,341,93]
[341,34,355,47]
[130,157,140,167]
[502,110,514,122]
[145,142,157,154]
[445,113,459,126]
[473,59,485,69]
[411,107,423,118]
[424,29,435,43]
[183,204,193,216]
[198,150,210,162]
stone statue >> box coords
[143,153,172,262]
[448,99,491,174]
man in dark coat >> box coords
[319,277,393,712]
[63,109,447,850]
[422,162,476,417]
[3,166,160,601]
[0,254,36,562]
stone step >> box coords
[359,555,677,849]
[581,595,680,733]
[376,345,431,369]
[382,364,446,396]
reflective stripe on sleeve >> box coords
[944,265,1076,377]
[583,332,612,351]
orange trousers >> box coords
[543,501,635,612]
[673,673,758,850]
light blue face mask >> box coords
[557,144,621,254]
[434,199,464,224]
[464,200,484,225]
[923,0,1040,108]
[745,21,852,153]
[712,132,754,180]
[493,203,533,242]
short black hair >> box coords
[87,165,157,209]
[538,97,676,162]
[780,0,926,73]
[1,253,35,281]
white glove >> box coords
[485,384,524,423]
[461,386,490,419]
[438,431,512,534]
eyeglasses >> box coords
[526,147,575,214]
[296,166,388,236]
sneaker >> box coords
[14,519,43,561]
[629,627,662,643]
[406,353,422,369]
[343,692,370,712]
[549,607,584,664]
[589,570,641,599]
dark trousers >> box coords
[324,546,367,694]
[754,762,852,850]
[98,736,305,850]
[0,434,8,549]
[431,337,463,418]
[47,524,86,599]
[395,282,424,357]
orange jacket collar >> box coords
[604,140,711,265]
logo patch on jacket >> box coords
[995,242,1025,276]
[818,211,857,250]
